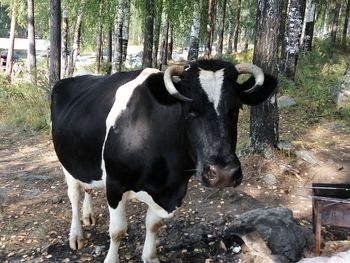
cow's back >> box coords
[51,71,141,183]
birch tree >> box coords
[95,0,104,74]
[5,0,17,81]
[61,10,68,78]
[250,0,282,153]
[303,0,316,51]
[217,0,227,58]
[27,0,37,84]
[188,1,201,61]
[233,0,242,52]
[281,0,305,80]
[226,0,234,54]
[204,0,216,58]
[342,0,350,46]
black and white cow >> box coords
[51,59,277,263]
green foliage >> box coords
[0,73,50,132]
[279,39,349,125]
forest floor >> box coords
[0,117,350,263]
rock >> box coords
[224,207,311,262]
[94,245,104,256]
[263,174,277,185]
[277,140,293,155]
[278,95,296,108]
[297,249,350,263]
[295,150,318,165]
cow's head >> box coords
[163,59,277,188]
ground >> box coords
[0,119,350,263]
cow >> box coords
[51,59,277,263]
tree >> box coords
[250,0,282,153]
[61,10,68,78]
[67,0,85,77]
[204,0,216,58]
[342,0,350,46]
[152,0,163,68]
[226,0,234,54]
[95,0,104,74]
[27,0,37,84]
[303,0,316,51]
[5,0,17,81]
[49,0,61,89]
[142,0,154,68]
[217,0,227,58]
[233,0,242,52]
[281,0,305,80]
[188,1,201,61]
[160,19,169,67]
[331,0,341,46]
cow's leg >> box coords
[64,168,85,250]
[142,207,162,263]
[104,193,128,263]
[82,191,96,226]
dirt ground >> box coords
[0,120,350,263]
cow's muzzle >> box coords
[203,164,242,188]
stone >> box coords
[224,207,312,262]
[278,95,296,108]
[263,174,277,185]
[295,150,318,165]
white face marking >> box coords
[101,68,160,181]
[198,68,225,114]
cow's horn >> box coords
[235,63,264,93]
[164,65,192,102]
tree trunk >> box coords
[250,0,282,153]
[217,0,227,58]
[27,0,37,84]
[167,26,173,61]
[204,0,216,58]
[279,0,289,59]
[226,0,234,54]
[282,0,305,80]
[160,19,169,67]
[342,0,350,46]
[188,1,201,61]
[67,0,85,77]
[303,0,316,51]
[233,0,242,52]
[5,0,17,81]
[95,0,104,74]
[112,0,123,73]
[49,0,61,89]
[107,26,112,74]
[152,1,162,68]
[330,0,341,46]
[61,10,68,78]
[142,0,154,69]
[122,1,130,63]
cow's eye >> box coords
[188,111,198,119]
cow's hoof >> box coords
[83,214,96,226]
[69,235,85,250]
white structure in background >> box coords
[0,38,50,56]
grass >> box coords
[0,72,51,133]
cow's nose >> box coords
[205,164,242,188]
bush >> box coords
[0,73,51,132]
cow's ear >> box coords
[237,74,277,105]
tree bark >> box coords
[142,0,154,69]
[342,0,350,46]
[282,0,305,80]
[67,0,85,77]
[122,1,130,63]
[160,19,169,67]
[217,0,227,58]
[167,26,173,61]
[112,0,123,73]
[61,10,68,78]
[27,0,37,84]
[226,0,234,54]
[107,26,112,74]
[204,0,216,58]
[330,0,341,46]
[95,0,104,74]
[188,1,201,61]
[152,3,162,68]
[303,0,316,51]
[250,0,282,153]
[5,0,17,81]
[49,0,61,89]
[233,0,242,52]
